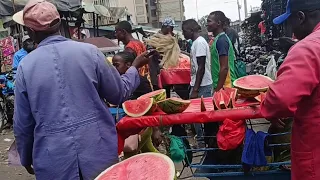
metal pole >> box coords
[237,0,241,21]
[244,0,248,18]
[196,0,199,21]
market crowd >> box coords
[10,0,320,180]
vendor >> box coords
[260,0,320,180]
[12,35,35,69]
[112,51,152,100]
[206,11,236,91]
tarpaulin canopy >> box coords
[116,98,263,139]
[0,0,81,17]
[76,37,121,53]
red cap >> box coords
[13,0,61,32]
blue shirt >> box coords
[216,34,230,57]
[14,35,140,180]
[12,48,28,69]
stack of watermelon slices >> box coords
[213,87,238,110]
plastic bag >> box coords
[234,59,247,78]
[266,55,277,80]
[8,140,21,166]
[217,118,245,150]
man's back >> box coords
[14,35,120,180]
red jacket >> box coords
[261,23,320,180]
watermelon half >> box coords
[122,98,154,117]
[95,153,176,180]
[158,97,191,114]
[233,75,273,98]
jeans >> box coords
[190,85,213,137]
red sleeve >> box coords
[261,41,320,119]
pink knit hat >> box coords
[13,0,61,32]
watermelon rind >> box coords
[122,98,154,117]
[233,75,274,91]
[138,89,167,102]
[95,153,176,180]
[158,98,191,114]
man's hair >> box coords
[116,51,136,63]
[117,21,133,33]
[182,19,201,31]
[226,18,231,26]
[209,11,228,26]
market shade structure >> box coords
[0,0,81,17]
[76,37,121,53]
[0,0,128,19]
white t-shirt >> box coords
[190,36,212,87]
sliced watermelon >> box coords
[200,96,206,112]
[95,153,175,180]
[233,75,273,98]
[158,97,191,114]
[213,90,231,110]
[138,89,167,102]
[138,89,167,114]
[224,87,238,108]
[122,98,154,117]
[254,92,267,103]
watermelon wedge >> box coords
[233,75,273,98]
[213,90,231,110]
[138,89,167,102]
[224,87,238,108]
[200,96,206,112]
[95,153,176,180]
[138,89,167,114]
[158,97,191,114]
[254,92,267,103]
[122,98,154,117]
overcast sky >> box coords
[184,0,262,21]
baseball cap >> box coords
[12,0,61,32]
[273,0,320,25]
[162,17,178,27]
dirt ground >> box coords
[0,130,34,180]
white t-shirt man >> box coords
[190,36,212,87]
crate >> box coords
[109,108,126,123]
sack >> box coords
[168,135,186,163]
[217,118,245,150]
[266,55,277,80]
[123,134,139,152]
[234,59,247,78]
[8,140,21,166]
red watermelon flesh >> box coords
[122,98,154,117]
[224,87,238,108]
[233,75,273,90]
[138,89,166,102]
[213,90,231,110]
[254,92,267,103]
[95,153,175,180]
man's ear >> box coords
[297,11,306,25]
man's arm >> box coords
[13,66,36,167]
[261,42,320,119]
[94,48,140,105]
[215,36,230,91]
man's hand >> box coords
[132,51,153,69]
[190,90,199,99]
[151,128,163,147]
[24,165,35,175]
